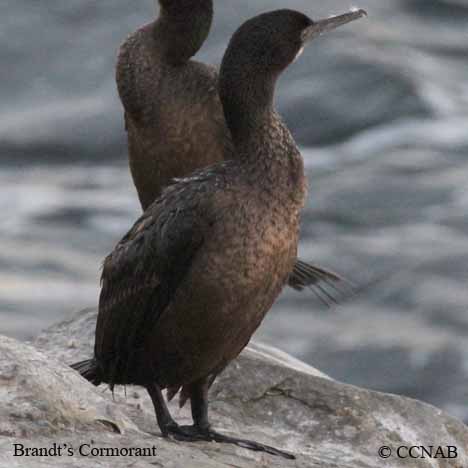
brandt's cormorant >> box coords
[73,8,366,459]
[116,0,349,302]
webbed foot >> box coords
[166,424,295,460]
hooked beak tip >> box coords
[350,8,368,18]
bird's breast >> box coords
[204,192,299,294]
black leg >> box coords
[189,378,210,430]
[172,378,296,460]
[146,382,178,436]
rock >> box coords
[0,334,137,438]
[0,307,466,467]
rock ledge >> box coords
[0,307,466,468]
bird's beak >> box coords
[301,9,367,42]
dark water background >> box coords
[1,0,467,422]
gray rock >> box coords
[0,307,466,467]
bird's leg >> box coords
[172,378,296,460]
[189,377,211,431]
[146,382,179,436]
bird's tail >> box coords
[70,358,102,386]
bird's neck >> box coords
[240,113,307,208]
[220,72,278,147]
[154,3,213,65]
[220,69,306,204]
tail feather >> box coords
[70,359,102,386]
[166,385,180,402]
[166,385,190,409]
[289,259,354,306]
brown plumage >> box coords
[116,0,229,210]
[115,0,348,300]
[72,7,366,459]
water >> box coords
[1,0,467,422]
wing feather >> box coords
[94,183,211,386]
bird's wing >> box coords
[94,185,210,387]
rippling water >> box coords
[1,0,467,422]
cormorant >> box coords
[116,0,349,302]
[73,7,366,459]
